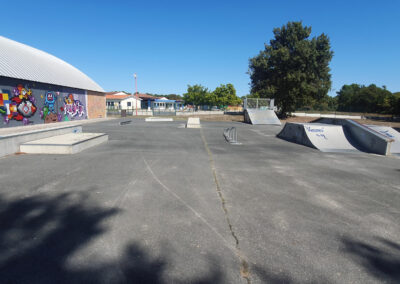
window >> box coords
[127,102,132,107]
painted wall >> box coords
[87,91,106,118]
[0,76,87,128]
[120,97,141,110]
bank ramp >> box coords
[277,123,359,153]
[244,109,281,125]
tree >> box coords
[212,84,242,107]
[336,84,362,112]
[336,84,395,114]
[183,84,242,109]
[183,84,210,107]
[166,94,183,100]
[249,21,333,116]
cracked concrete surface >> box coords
[0,118,399,283]
[201,128,251,284]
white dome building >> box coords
[0,36,105,127]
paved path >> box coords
[0,118,399,283]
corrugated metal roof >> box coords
[0,36,104,92]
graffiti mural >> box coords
[41,91,59,123]
[0,92,10,116]
[0,77,89,128]
[0,84,37,125]
[61,94,85,120]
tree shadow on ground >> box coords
[0,193,223,283]
[251,264,330,284]
[251,265,294,284]
[341,235,400,283]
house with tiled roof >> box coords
[105,92,141,110]
[135,93,183,110]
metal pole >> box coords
[134,73,138,116]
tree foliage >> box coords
[249,21,333,116]
[183,84,241,108]
[213,84,242,106]
[183,84,210,106]
[337,84,399,114]
[145,93,183,100]
[165,94,183,100]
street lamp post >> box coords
[134,73,138,116]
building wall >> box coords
[0,76,87,128]
[120,97,141,110]
[106,97,141,110]
[87,90,106,118]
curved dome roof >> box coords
[0,36,104,92]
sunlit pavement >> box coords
[0,118,399,283]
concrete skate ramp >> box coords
[277,123,359,153]
[245,109,281,125]
[366,125,400,155]
[316,118,393,155]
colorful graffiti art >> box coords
[0,92,11,116]
[1,84,37,125]
[62,94,85,119]
[41,91,59,123]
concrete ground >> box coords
[0,118,399,283]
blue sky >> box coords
[1,0,399,96]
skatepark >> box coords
[0,117,399,283]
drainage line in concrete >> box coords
[200,128,251,284]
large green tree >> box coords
[337,84,397,114]
[183,84,210,106]
[393,92,400,115]
[183,83,241,108]
[249,21,333,116]
[212,83,242,107]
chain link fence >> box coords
[243,98,275,110]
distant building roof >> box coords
[106,93,142,100]
[0,36,104,92]
[105,91,130,96]
[155,99,176,103]
[106,94,131,100]
[136,93,157,100]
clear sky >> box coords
[1,0,399,96]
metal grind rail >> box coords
[223,127,242,145]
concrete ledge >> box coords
[145,117,173,122]
[186,117,201,128]
[20,133,108,154]
[0,125,83,157]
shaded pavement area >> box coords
[0,118,399,283]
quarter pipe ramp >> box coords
[316,118,394,155]
[244,109,281,125]
[277,123,359,153]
